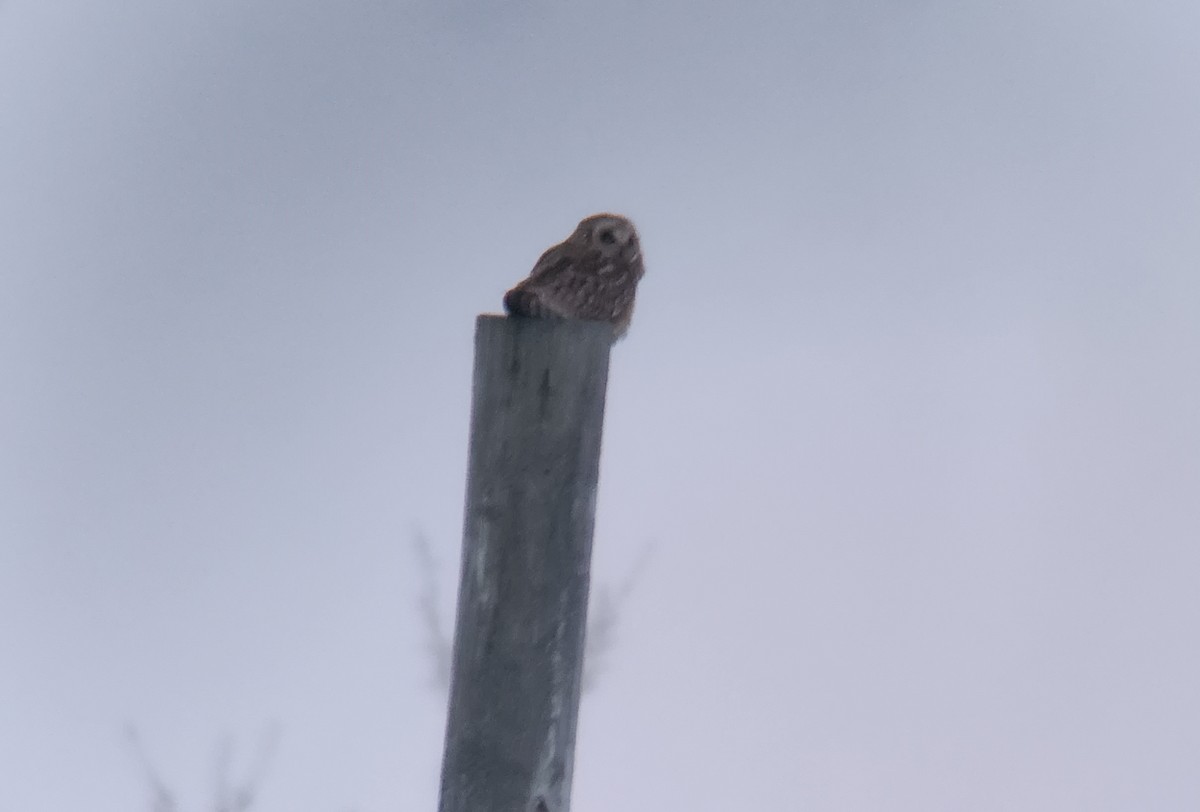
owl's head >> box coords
[573,213,642,267]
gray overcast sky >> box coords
[3,0,1199,809]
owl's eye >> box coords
[598,229,617,245]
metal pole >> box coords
[438,315,613,812]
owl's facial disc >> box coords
[592,220,634,256]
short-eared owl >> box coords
[503,213,644,340]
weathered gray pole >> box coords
[438,315,614,812]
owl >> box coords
[503,213,645,340]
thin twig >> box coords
[124,725,177,812]
[413,529,453,689]
[582,541,655,692]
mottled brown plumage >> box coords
[503,213,645,340]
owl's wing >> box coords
[503,244,579,318]
[524,244,578,286]
[503,285,551,318]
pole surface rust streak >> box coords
[438,315,614,812]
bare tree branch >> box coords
[413,529,453,689]
[223,722,280,812]
[126,722,278,812]
[124,725,177,812]
[582,541,654,692]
